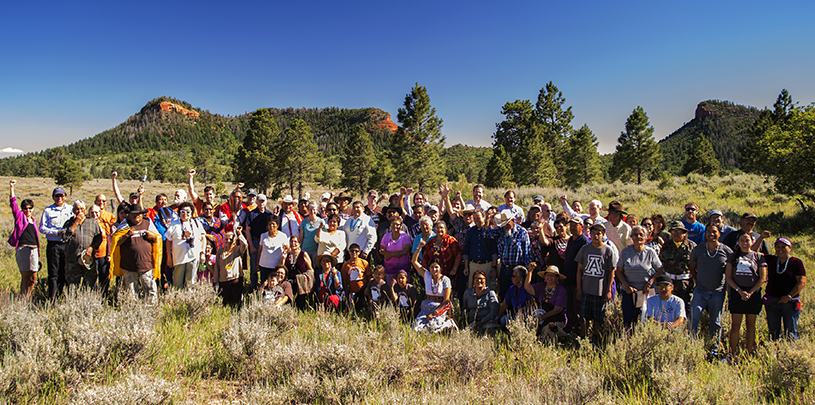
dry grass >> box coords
[0,174,813,403]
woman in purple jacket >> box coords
[8,180,39,299]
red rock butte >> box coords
[157,101,200,119]
[374,113,398,133]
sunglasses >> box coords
[685,207,697,212]
[349,250,360,253]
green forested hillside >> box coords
[0,97,397,184]
[658,100,760,173]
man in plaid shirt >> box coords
[486,209,531,300]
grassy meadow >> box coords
[0,174,814,404]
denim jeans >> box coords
[249,238,260,291]
[689,288,726,340]
[765,300,801,340]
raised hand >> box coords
[111,171,117,179]
[189,169,196,177]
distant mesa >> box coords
[695,103,714,119]
[374,113,398,133]
[157,101,200,119]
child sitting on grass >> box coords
[366,265,387,315]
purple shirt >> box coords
[382,232,412,274]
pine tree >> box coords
[563,124,602,187]
[368,151,395,193]
[232,108,279,193]
[610,107,662,185]
[276,118,322,199]
[535,81,574,173]
[681,134,720,176]
[54,160,85,195]
[340,124,375,196]
[392,83,446,192]
[484,144,512,188]
[513,122,557,186]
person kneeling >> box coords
[644,274,686,330]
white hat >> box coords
[321,192,332,201]
[460,204,475,214]
[494,210,515,227]
[281,195,295,203]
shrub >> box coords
[159,282,220,324]
[71,373,178,404]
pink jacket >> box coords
[8,197,39,248]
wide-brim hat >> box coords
[334,192,352,203]
[126,203,148,215]
[494,209,515,227]
[280,195,295,204]
[669,221,688,232]
[460,204,475,214]
[607,200,627,215]
[316,254,338,267]
[384,203,404,216]
[537,265,567,280]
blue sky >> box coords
[1,1,813,156]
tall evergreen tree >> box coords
[535,81,574,172]
[340,124,375,196]
[276,118,322,199]
[233,108,279,193]
[54,160,84,195]
[484,144,512,188]
[742,89,795,172]
[610,106,661,185]
[562,124,602,187]
[368,151,395,193]
[513,122,557,186]
[493,99,534,158]
[391,83,446,192]
[681,134,720,176]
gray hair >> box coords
[419,215,433,228]
[590,199,602,209]
[631,225,646,235]
[72,200,86,210]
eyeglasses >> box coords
[349,249,360,253]
[474,277,486,282]
[180,210,192,214]
[642,223,653,227]
[22,206,33,211]
[685,207,697,212]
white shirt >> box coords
[166,219,205,265]
[280,211,303,239]
[497,204,525,222]
[258,231,290,269]
[342,213,377,254]
[315,229,347,263]
[466,199,492,212]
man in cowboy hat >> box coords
[659,221,696,315]
[110,203,162,303]
[603,200,631,253]
[485,209,531,300]
[334,192,353,220]
[279,195,303,239]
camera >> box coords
[186,237,195,248]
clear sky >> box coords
[1,1,813,156]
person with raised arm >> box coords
[8,180,39,299]
[465,184,492,212]
[412,239,457,333]
[188,169,217,216]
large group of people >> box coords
[7,171,808,357]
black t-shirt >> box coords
[247,209,273,240]
[18,222,38,246]
[765,255,806,298]
[562,235,589,286]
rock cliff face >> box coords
[695,103,713,119]
[374,113,398,132]
[157,101,200,119]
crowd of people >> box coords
[7,171,807,357]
